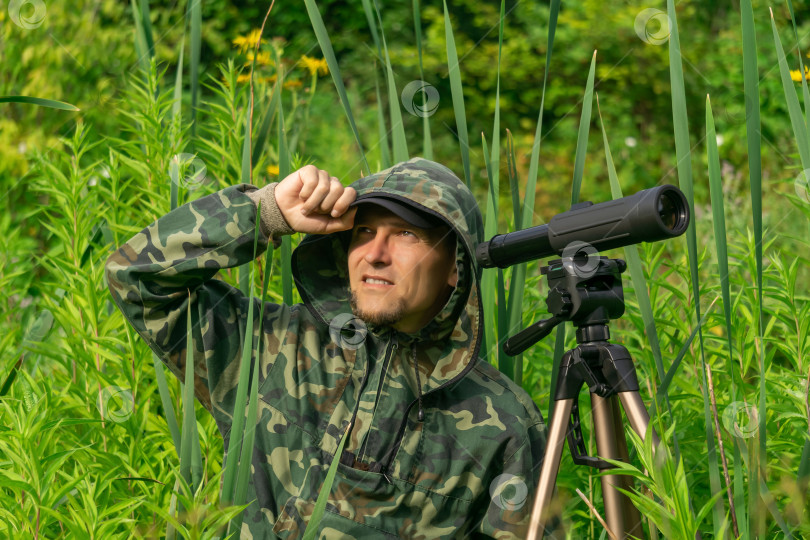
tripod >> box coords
[506,256,662,539]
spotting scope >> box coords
[475,184,689,269]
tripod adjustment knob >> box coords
[589,382,610,396]
[546,288,573,317]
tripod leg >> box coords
[591,394,642,539]
[527,398,574,540]
[618,390,661,448]
[608,395,643,537]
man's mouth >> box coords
[363,276,394,286]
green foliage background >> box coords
[2,0,810,537]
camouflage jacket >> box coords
[106,158,547,539]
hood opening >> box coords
[292,157,485,391]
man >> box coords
[106,157,547,539]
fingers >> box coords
[330,186,357,217]
[297,168,328,214]
[321,188,357,232]
[296,166,327,208]
[323,206,357,233]
[316,178,344,214]
[276,165,357,234]
[297,166,354,217]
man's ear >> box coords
[447,262,459,287]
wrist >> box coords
[246,183,295,247]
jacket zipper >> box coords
[355,339,397,466]
[380,285,485,477]
[345,336,395,455]
[370,340,397,420]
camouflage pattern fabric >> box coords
[106,157,547,539]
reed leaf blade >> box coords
[784,0,810,139]
[153,353,182,457]
[276,58,293,305]
[131,0,150,74]
[220,291,256,505]
[239,91,255,296]
[0,96,79,111]
[413,0,432,159]
[770,12,810,170]
[227,209,264,536]
[301,420,352,540]
[571,51,596,206]
[373,3,408,164]
[361,0,383,60]
[504,130,524,385]
[189,0,202,139]
[252,84,279,166]
[769,5,810,496]
[139,0,155,57]
[443,0,471,186]
[304,0,369,173]
[173,41,185,122]
[667,0,723,531]
[374,68,391,170]
[706,95,743,537]
[481,133,501,376]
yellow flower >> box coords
[266,164,280,177]
[299,55,328,76]
[233,29,262,54]
[790,66,810,81]
[283,80,303,90]
[236,73,277,85]
[245,51,273,66]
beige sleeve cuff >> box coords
[245,182,295,248]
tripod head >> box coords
[504,255,627,356]
[509,255,641,471]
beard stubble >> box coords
[349,289,406,328]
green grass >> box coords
[2,2,810,538]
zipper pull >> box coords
[381,465,393,485]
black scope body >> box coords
[475,184,689,269]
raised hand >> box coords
[274,165,357,234]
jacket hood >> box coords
[291,157,484,391]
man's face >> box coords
[347,205,458,334]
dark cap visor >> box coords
[349,196,442,229]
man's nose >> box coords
[363,232,391,265]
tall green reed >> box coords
[664,1,728,535]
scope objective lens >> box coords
[658,191,679,230]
